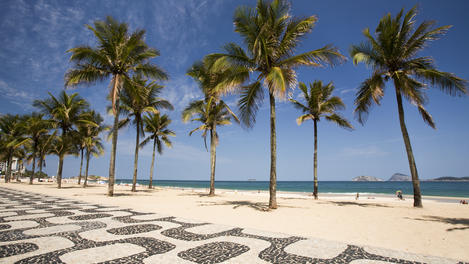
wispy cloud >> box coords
[146,0,225,71]
[0,80,36,110]
[340,145,388,156]
[161,141,232,164]
[340,88,356,95]
[115,136,232,164]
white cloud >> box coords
[162,76,202,111]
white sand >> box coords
[2,181,468,261]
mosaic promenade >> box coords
[0,187,464,264]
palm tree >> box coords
[65,16,168,196]
[290,81,353,199]
[74,111,101,185]
[75,125,87,185]
[14,147,26,182]
[183,59,240,196]
[350,7,467,207]
[36,131,56,181]
[50,134,78,184]
[182,98,239,196]
[117,75,173,192]
[0,114,29,183]
[34,91,89,188]
[24,113,53,184]
[207,0,345,208]
[81,111,108,187]
[83,136,104,187]
[141,113,175,189]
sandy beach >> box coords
[1,181,468,261]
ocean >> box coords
[114,180,469,198]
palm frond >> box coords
[289,98,308,113]
[414,68,467,96]
[417,104,435,129]
[296,114,312,125]
[182,100,204,123]
[325,114,354,130]
[279,45,346,68]
[354,73,385,124]
[237,81,263,128]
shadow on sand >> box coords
[198,200,270,212]
[178,193,214,198]
[46,184,101,189]
[408,216,469,231]
[197,200,303,212]
[321,201,391,208]
[111,190,155,197]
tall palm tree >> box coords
[117,75,173,192]
[182,98,239,196]
[65,16,168,196]
[350,7,467,207]
[24,113,53,184]
[0,114,29,183]
[141,113,175,189]
[34,91,89,188]
[184,59,240,196]
[290,81,353,199]
[207,0,345,208]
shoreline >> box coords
[106,180,469,202]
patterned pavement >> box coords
[0,187,465,264]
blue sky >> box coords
[0,0,468,181]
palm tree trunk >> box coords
[394,86,423,208]
[3,157,7,183]
[78,148,84,185]
[269,92,277,209]
[131,117,140,192]
[149,139,156,189]
[84,150,90,188]
[313,119,318,199]
[30,156,36,185]
[39,158,43,181]
[16,161,21,182]
[6,154,12,183]
[108,97,120,196]
[209,127,217,196]
[57,154,64,189]
[57,128,66,189]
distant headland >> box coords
[352,173,469,182]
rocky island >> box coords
[387,173,411,181]
[352,176,384,182]
[428,176,469,181]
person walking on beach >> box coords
[396,190,404,200]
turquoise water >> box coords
[114,180,469,198]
